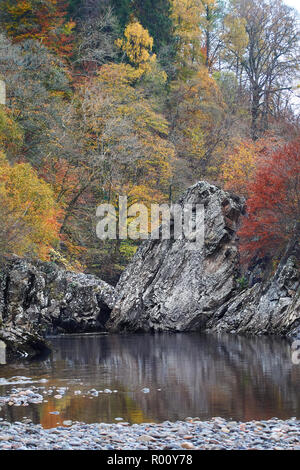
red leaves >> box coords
[238,138,300,259]
[3,0,75,59]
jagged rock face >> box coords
[107,181,245,332]
[206,255,300,337]
[0,257,115,358]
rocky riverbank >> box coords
[0,417,299,450]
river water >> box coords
[0,333,299,429]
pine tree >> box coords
[132,0,173,52]
[111,0,132,30]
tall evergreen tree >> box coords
[111,0,132,30]
[132,0,173,52]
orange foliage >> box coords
[40,157,81,204]
[238,139,300,259]
[1,0,75,58]
[221,136,282,196]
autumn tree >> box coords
[0,0,75,58]
[223,0,300,140]
[221,136,282,196]
[170,0,225,76]
[171,0,205,76]
[0,34,71,164]
[115,20,168,97]
[0,152,61,259]
[116,21,157,73]
[79,61,173,205]
[168,65,226,196]
[239,139,300,260]
[221,13,248,87]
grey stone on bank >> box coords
[205,254,300,336]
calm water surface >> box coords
[0,333,299,428]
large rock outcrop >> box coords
[0,257,115,358]
[108,180,299,337]
[107,181,245,332]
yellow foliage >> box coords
[220,137,281,195]
[63,20,76,35]
[80,61,174,205]
[0,106,23,158]
[49,248,86,272]
[171,66,225,163]
[0,152,61,259]
[171,0,205,73]
[116,21,157,74]
[221,139,257,195]
[222,15,249,59]
[98,63,143,88]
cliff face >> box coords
[0,257,115,358]
[206,254,300,337]
[107,181,299,337]
[107,181,246,332]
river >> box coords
[0,333,299,429]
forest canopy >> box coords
[0,0,299,282]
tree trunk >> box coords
[251,85,261,141]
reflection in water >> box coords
[0,333,299,428]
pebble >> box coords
[63,421,73,426]
[137,435,155,442]
[181,442,195,449]
[0,417,299,450]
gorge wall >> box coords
[0,181,299,359]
